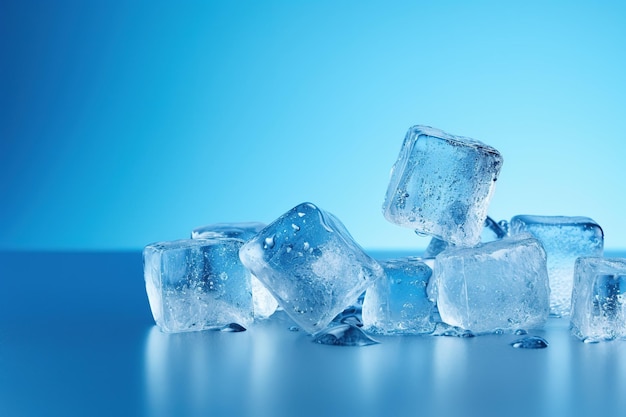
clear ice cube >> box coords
[509,215,604,317]
[383,125,503,246]
[144,238,253,333]
[570,257,626,342]
[362,257,437,335]
[238,202,384,334]
[423,215,507,258]
[190,221,279,320]
[433,233,550,334]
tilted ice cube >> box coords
[191,222,266,240]
[433,233,550,334]
[383,125,503,246]
[238,202,385,334]
[423,216,507,258]
[190,221,278,320]
[570,257,626,342]
[144,238,253,333]
[510,215,604,317]
[362,257,437,335]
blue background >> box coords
[2,1,625,251]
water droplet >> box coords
[511,336,548,349]
[493,328,504,335]
[303,242,310,251]
[432,323,475,338]
[264,236,275,249]
[514,329,528,335]
[583,337,600,344]
[217,323,247,332]
[497,219,510,235]
[291,224,300,231]
[285,244,293,253]
[298,212,306,217]
[341,316,363,327]
[414,230,430,237]
[312,324,379,347]
[288,326,300,332]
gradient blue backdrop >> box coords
[2,1,625,251]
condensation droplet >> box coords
[291,224,300,231]
[264,236,275,249]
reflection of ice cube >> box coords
[362,257,437,335]
[510,215,604,317]
[423,216,507,258]
[383,125,503,246]
[239,202,384,334]
[144,238,253,333]
[190,221,278,320]
[570,257,626,342]
[433,233,550,334]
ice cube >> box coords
[144,238,253,333]
[383,125,503,246]
[362,257,437,335]
[191,221,266,240]
[423,215,507,258]
[238,202,384,334]
[570,257,626,342]
[509,215,604,317]
[433,233,550,334]
[190,221,278,320]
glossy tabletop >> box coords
[0,251,625,417]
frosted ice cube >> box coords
[362,257,437,335]
[383,125,503,246]
[144,238,253,333]
[570,257,626,342]
[238,202,384,334]
[433,233,550,334]
[423,215,507,258]
[190,221,278,320]
[510,215,604,317]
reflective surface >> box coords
[1,251,625,417]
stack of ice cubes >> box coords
[142,124,625,343]
[509,215,604,317]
